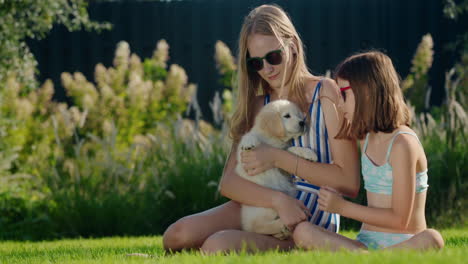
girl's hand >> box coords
[272,192,310,231]
[240,144,278,176]
[318,186,345,214]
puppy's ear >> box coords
[259,111,286,139]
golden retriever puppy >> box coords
[236,100,317,239]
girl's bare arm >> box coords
[319,134,419,231]
[273,78,360,197]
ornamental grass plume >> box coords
[185,84,197,103]
[102,119,115,137]
[209,91,223,125]
[127,72,152,110]
[94,63,109,87]
[402,34,434,112]
[214,41,237,123]
[222,89,234,120]
[410,64,467,144]
[35,80,54,115]
[59,40,197,148]
[165,64,188,98]
[114,41,131,70]
[15,98,34,120]
[152,39,169,68]
[151,80,164,102]
[215,41,236,74]
[69,106,86,129]
[4,76,52,119]
[410,34,434,80]
[53,103,79,138]
[61,72,99,111]
[4,76,21,104]
[129,54,143,76]
[444,67,468,145]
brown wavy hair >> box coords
[335,51,411,140]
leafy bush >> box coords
[42,121,227,237]
[0,40,225,239]
[61,40,196,148]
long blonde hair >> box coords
[229,4,315,142]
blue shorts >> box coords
[356,229,414,250]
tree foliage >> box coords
[0,0,111,90]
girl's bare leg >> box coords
[201,229,295,254]
[385,229,444,250]
[293,221,367,251]
[163,201,241,251]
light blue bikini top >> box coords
[361,131,429,195]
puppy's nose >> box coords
[299,121,305,127]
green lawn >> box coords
[0,229,466,264]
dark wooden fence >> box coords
[28,0,465,119]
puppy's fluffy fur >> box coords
[236,100,317,239]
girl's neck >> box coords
[369,126,407,144]
[270,86,291,100]
[369,132,393,145]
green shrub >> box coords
[0,40,224,239]
[42,121,227,237]
[411,64,468,227]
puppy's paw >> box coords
[273,225,291,240]
[240,134,260,151]
[287,147,318,161]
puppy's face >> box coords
[256,100,307,142]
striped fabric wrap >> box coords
[264,80,340,233]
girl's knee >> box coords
[292,222,316,247]
[200,231,234,254]
[424,229,444,249]
[163,217,197,251]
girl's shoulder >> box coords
[303,75,324,90]
[305,76,340,105]
[388,127,425,165]
[391,127,421,149]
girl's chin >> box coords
[267,79,284,90]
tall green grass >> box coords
[0,229,466,264]
[53,123,227,237]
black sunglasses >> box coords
[246,49,283,72]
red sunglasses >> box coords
[340,86,351,101]
[340,86,351,92]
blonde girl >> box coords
[163,4,360,253]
